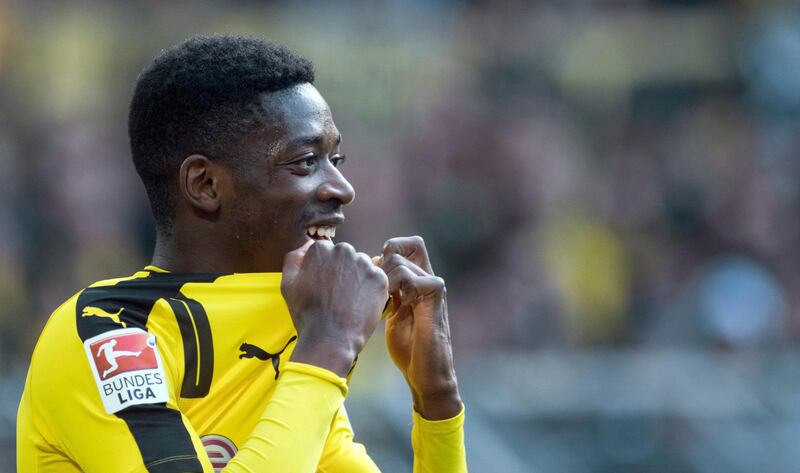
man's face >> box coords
[225,83,355,271]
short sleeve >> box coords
[18,298,211,473]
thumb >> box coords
[282,239,314,282]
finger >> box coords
[359,252,389,283]
[385,264,418,297]
[281,239,315,281]
[333,241,356,255]
[356,251,374,267]
[398,275,446,307]
[382,236,433,274]
[380,253,427,277]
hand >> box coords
[282,240,388,377]
[376,236,462,420]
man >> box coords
[17,35,467,472]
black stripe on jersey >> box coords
[167,296,214,398]
[75,271,222,342]
[74,270,225,471]
[117,403,203,473]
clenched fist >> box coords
[282,240,388,377]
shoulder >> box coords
[30,269,168,365]
[29,271,152,363]
[27,270,184,415]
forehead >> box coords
[256,83,338,151]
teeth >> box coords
[307,225,336,239]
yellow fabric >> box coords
[412,405,468,472]
[17,268,466,472]
[223,363,347,472]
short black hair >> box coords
[128,35,315,231]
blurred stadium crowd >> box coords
[2,0,800,471]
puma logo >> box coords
[82,306,126,327]
[239,336,297,380]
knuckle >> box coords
[383,237,403,252]
[410,235,425,247]
[356,252,373,267]
[432,276,446,290]
[395,266,415,281]
[335,242,355,254]
[375,270,389,287]
[386,253,404,266]
[385,266,401,280]
[311,240,330,254]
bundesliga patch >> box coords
[83,328,169,414]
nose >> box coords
[316,163,355,205]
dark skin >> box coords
[151,83,461,420]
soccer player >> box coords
[17,36,467,472]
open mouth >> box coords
[306,225,336,241]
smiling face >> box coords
[224,83,355,271]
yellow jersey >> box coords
[17,266,467,472]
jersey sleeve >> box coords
[49,402,208,473]
[412,405,468,473]
[18,295,211,473]
[18,370,208,473]
[317,405,381,472]
[222,362,349,472]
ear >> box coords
[178,154,222,213]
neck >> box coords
[151,231,250,273]
[150,226,281,274]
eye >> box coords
[330,154,346,168]
[289,154,317,170]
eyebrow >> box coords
[284,133,342,149]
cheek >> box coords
[237,188,310,240]
[229,168,318,238]
[268,190,312,230]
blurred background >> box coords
[3,0,800,471]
